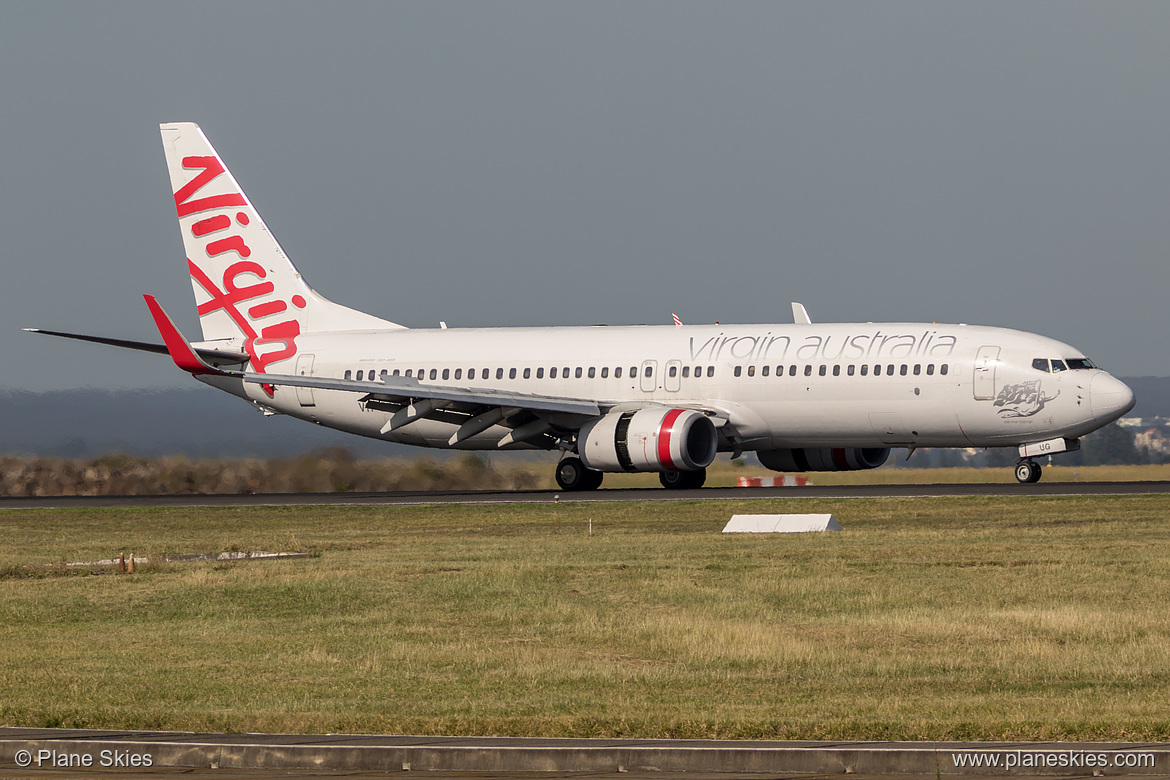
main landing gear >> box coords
[554,458,708,491]
[659,469,707,490]
[1015,459,1042,484]
[555,457,604,491]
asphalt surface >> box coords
[1,729,1167,779]
[0,481,1167,509]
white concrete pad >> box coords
[723,514,842,533]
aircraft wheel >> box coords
[1014,460,1042,484]
[659,468,706,490]
[582,468,605,490]
[556,457,602,491]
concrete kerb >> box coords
[3,731,1170,776]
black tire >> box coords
[556,457,603,491]
[1014,460,1042,484]
[583,468,605,491]
[659,468,706,490]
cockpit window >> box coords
[1050,359,1067,373]
[1066,357,1096,370]
[1032,358,1050,372]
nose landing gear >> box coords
[1015,459,1042,484]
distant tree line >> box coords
[905,422,1165,469]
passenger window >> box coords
[734,366,743,377]
[818,365,826,376]
[1051,359,1067,372]
[496,368,504,379]
[392,369,400,376]
[467,368,475,380]
[761,365,769,377]
[614,367,621,379]
[707,366,715,377]
[788,365,797,377]
[601,367,609,378]
[442,368,450,380]
[847,364,855,376]
[509,368,517,379]
[682,366,690,378]
[1032,358,1050,372]
[550,367,558,378]
[344,370,352,380]
[633,366,639,377]
[428,369,436,380]
[588,367,596,378]
[804,365,812,377]
[832,365,840,376]
[695,365,702,376]
[861,365,868,376]
[913,364,921,376]
[523,368,531,379]
[644,366,652,378]
[537,367,544,379]
[669,365,677,378]
[417,368,424,378]
[887,364,895,376]
[576,367,583,379]
[380,369,388,380]
[926,364,934,376]
[940,364,949,376]
[356,370,364,381]
[900,365,908,376]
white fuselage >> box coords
[201,321,1134,453]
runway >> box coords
[1,728,1167,779]
[0,481,1166,509]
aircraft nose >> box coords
[1089,373,1136,423]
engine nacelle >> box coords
[757,447,890,472]
[579,408,718,473]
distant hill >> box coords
[1,376,1167,458]
[0,388,407,458]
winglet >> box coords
[791,302,812,325]
[143,294,223,375]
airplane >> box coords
[28,122,1136,490]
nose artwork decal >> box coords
[994,380,1059,418]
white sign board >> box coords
[723,514,842,534]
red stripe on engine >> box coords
[832,448,850,470]
[657,409,685,470]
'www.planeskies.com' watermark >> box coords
[953,750,1155,772]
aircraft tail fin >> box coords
[159,123,403,374]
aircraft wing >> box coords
[237,370,601,416]
[24,328,249,366]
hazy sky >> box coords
[3,2,1168,392]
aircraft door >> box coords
[665,360,682,392]
[640,360,657,392]
[295,354,316,407]
[973,346,1000,401]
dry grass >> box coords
[2,494,1170,739]
[0,450,543,496]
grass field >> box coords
[3,494,1170,740]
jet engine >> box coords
[757,447,890,472]
[579,408,718,472]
